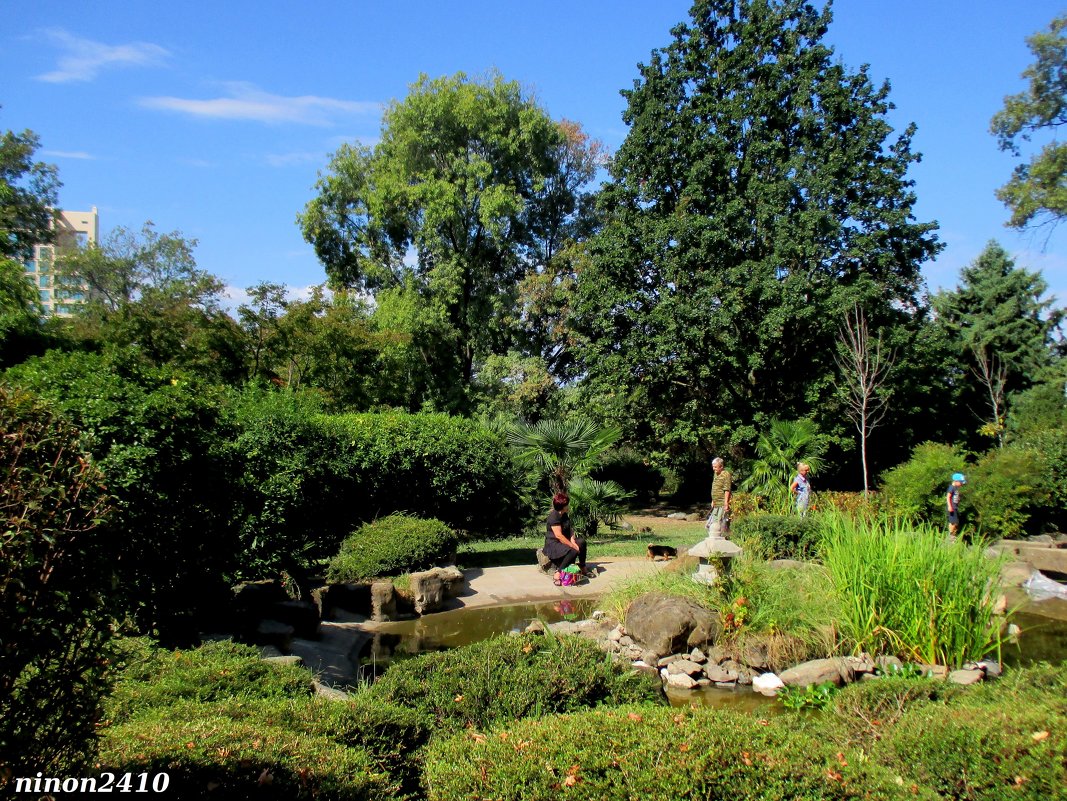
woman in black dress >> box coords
[544,492,587,583]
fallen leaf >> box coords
[1014,776,1028,786]
[836,752,848,767]
[454,694,464,702]
[741,751,752,766]
[185,742,196,750]
[757,719,770,726]
[627,713,643,722]
[673,713,686,724]
[522,644,534,653]
[470,732,487,744]
[1031,731,1049,742]
[826,769,843,782]
[563,775,578,787]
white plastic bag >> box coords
[1022,570,1067,601]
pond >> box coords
[353,594,1067,707]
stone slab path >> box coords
[443,556,669,611]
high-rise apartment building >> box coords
[22,206,99,316]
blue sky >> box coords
[3,1,1065,310]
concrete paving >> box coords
[443,556,671,610]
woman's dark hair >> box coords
[552,492,569,511]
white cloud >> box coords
[264,151,325,168]
[36,29,169,83]
[140,82,381,126]
[41,149,96,160]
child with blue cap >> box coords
[946,472,966,537]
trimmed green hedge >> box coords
[226,390,528,576]
[365,633,664,734]
[327,514,458,581]
[731,513,820,560]
[100,638,433,799]
[424,704,919,800]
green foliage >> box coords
[0,125,59,261]
[327,515,458,582]
[0,385,116,782]
[300,71,599,410]
[968,444,1050,538]
[741,418,827,513]
[103,638,313,722]
[100,707,391,800]
[0,256,47,366]
[777,681,838,710]
[101,638,431,799]
[731,513,821,560]
[423,703,918,801]
[571,0,940,459]
[225,389,526,578]
[932,241,1062,434]
[589,445,666,502]
[872,668,1067,800]
[567,476,633,540]
[4,349,237,640]
[58,222,244,384]
[991,14,1067,229]
[365,633,664,735]
[819,513,1007,667]
[879,442,968,523]
[507,416,620,494]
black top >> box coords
[545,508,572,549]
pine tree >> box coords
[572,0,941,458]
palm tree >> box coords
[741,418,826,514]
[568,476,633,540]
[506,418,621,494]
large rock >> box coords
[371,581,396,621]
[752,672,784,696]
[666,659,704,676]
[624,593,721,658]
[948,669,984,686]
[318,583,373,618]
[409,566,466,614]
[535,548,555,573]
[779,658,854,688]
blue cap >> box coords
[952,473,967,483]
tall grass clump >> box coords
[819,513,1006,667]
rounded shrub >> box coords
[327,514,458,582]
[968,445,1050,538]
[365,633,664,734]
[879,442,967,523]
[731,513,820,560]
[423,704,919,800]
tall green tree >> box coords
[990,14,1067,230]
[0,257,44,366]
[0,124,59,261]
[570,0,941,463]
[57,222,244,383]
[933,240,1063,442]
[300,72,599,412]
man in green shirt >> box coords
[707,457,732,537]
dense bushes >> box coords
[879,442,967,523]
[365,633,664,734]
[968,445,1051,538]
[226,389,527,575]
[879,439,1053,537]
[0,385,117,784]
[327,514,458,581]
[589,446,666,502]
[4,350,237,640]
[731,513,821,559]
[423,704,916,801]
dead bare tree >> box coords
[970,344,1007,447]
[835,305,895,496]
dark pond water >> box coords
[354,595,1067,706]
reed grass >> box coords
[818,512,1007,667]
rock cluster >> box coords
[526,608,1003,696]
